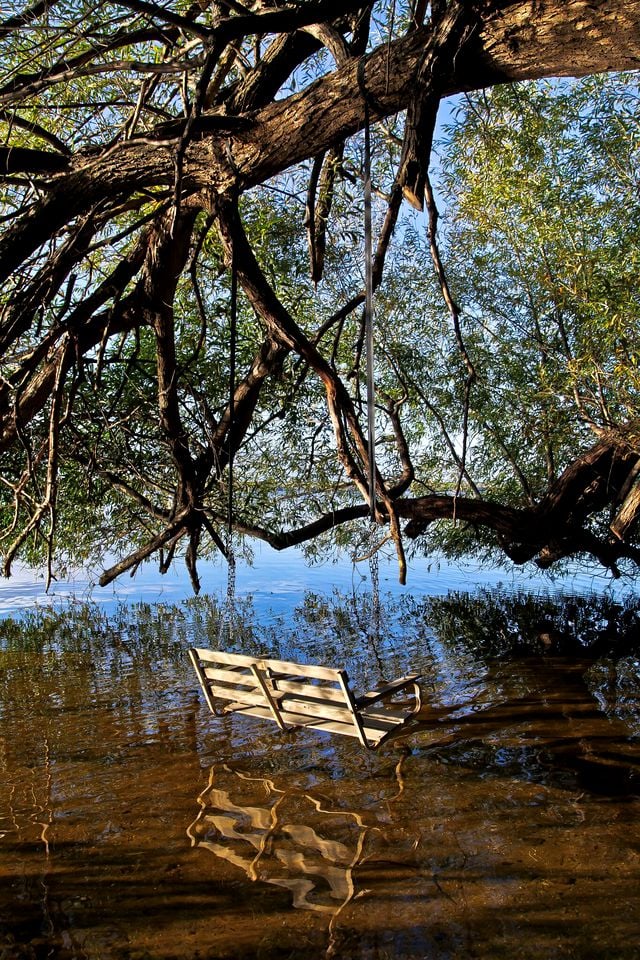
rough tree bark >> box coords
[2,1,640,281]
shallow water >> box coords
[1,593,639,959]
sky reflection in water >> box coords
[0,543,635,618]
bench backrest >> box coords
[189,647,367,743]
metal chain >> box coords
[367,520,388,681]
[363,96,385,681]
[368,521,381,644]
[218,537,236,644]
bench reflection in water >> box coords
[187,757,412,928]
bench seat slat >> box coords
[361,700,423,727]
[227,701,408,736]
[227,703,393,745]
[193,648,262,668]
[225,702,357,733]
[258,659,343,682]
[282,710,400,744]
[193,649,344,681]
[207,684,280,707]
[272,693,357,727]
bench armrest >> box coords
[356,674,422,710]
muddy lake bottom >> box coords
[1,589,639,959]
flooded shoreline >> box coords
[1,591,639,958]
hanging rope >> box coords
[219,246,238,644]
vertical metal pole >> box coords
[363,103,376,522]
[228,244,237,540]
[363,104,383,662]
[219,248,237,644]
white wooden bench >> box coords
[189,648,422,750]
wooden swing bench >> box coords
[189,648,423,751]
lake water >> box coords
[0,543,635,618]
[1,553,639,958]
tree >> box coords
[1,0,640,591]
[397,73,640,568]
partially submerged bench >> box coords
[189,648,422,750]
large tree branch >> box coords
[147,209,201,513]
[231,480,640,577]
[396,435,640,575]
[3,0,640,586]
[98,508,193,586]
[0,222,154,454]
[0,0,57,39]
[2,0,639,285]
